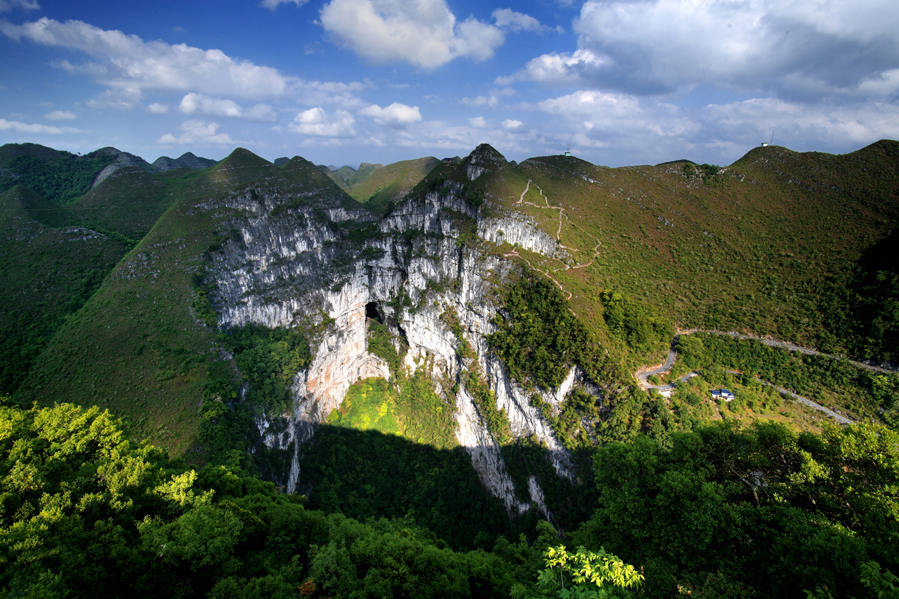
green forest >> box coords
[2,399,898,598]
[0,153,114,206]
[2,141,899,598]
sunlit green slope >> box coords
[16,149,366,454]
[478,141,899,365]
[349,156,440,214]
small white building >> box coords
[711,389,735,402]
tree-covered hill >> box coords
[13,147,370,454]
[0,143,115,206]
[0,186,131,394]
[1,398,896,598]
[2,140,898,599]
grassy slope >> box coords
[17,149,365,457]
[321,162,383,192]
[481,142,899,366]
[70,166,175,241]
[350,156,440,215]
[0,186,131,394]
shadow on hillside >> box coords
[289,424,599,551]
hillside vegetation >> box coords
[14,148,369,453]
[0,186,131,393]
[478,142,899,369]
[349,156,440,215]
[2,140,898,598]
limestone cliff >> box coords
[203,144,597,516]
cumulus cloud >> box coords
[158,119,235,145]
[359,102,421,127]
[0,118,84,134]
[502,119,523,130]
[468,116,488,128]
[0,17,290,99]
[260,0,308,9]
[148,102,169,114]
[179,92,277,122]
[43,110,75,120]
[492,9,542,32]
[496,49,609,87]
[521,87,899,166]
[504,0,899,100]
[289,107,356,137]
[319,0,504,68]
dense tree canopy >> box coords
[572,420,899,598]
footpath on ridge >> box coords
[497,180,893,428]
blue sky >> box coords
[1,0,897,168]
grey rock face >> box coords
[200,156,597,513]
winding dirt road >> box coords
[633,331,897,425]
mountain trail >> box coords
[633,329,898,425]
[505,180,611,306]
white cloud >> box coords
[244,104,278,122]
[0,17,290,99]
[0,118,84,134]
[359,102,422,127]
[502,119,523,130]
[260,0,308,9]
[451,18,505,62]
[148,102,169,114]
[179,92,278,122]
[86,87,142,110]
[0,0,39,12]
[289,107,356,137]
[521,87,899,166]
[492,9,542,32]
[461,87,516,108]
[319,0,504,68]
[297,80,370,109]
[180,93,242,117]
[158,120,236,145]
[504,0,899,100]
[468,116,488,128]
[496,49,609,87]
[43,110,76,121]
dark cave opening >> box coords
[365,301,383,324]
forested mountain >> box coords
[1,140,898,598]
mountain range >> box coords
[1,138,898,597]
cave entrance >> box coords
[365,301,384,324]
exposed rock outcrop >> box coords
[202,145,593,514]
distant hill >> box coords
[349,156,441,215]
[86,146,157,187]
[0,143,116,205]
[71,166,182,241]
[151,151,218,172]
[321,162,384,191]
[90,147,218,186]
